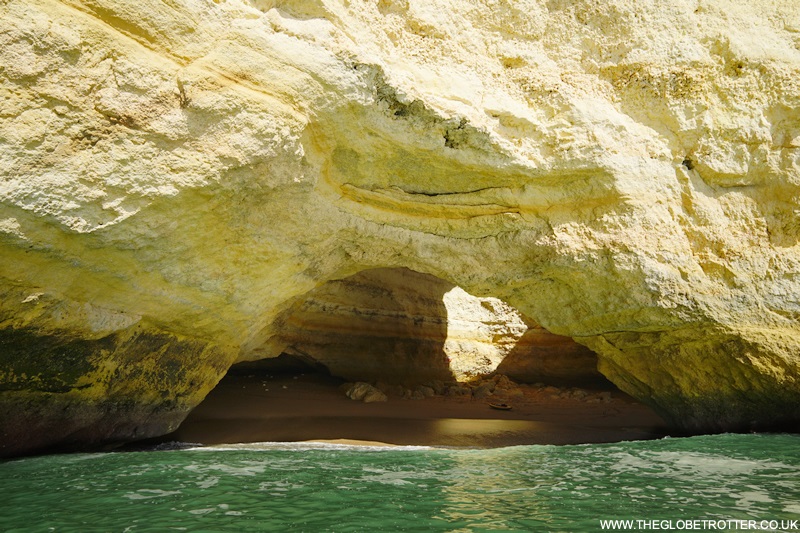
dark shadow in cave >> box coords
[232,352,334,377]
[495,325,616,390]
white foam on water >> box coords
[195,476,219,489]
[189,441,435,452]
[188,508,215,515]
[123,489,182,500]
[183,462,266,476]
[783,503,800,514]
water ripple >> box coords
[0,434,798,532]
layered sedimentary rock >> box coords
[271,267,602,385]
[2,0,800,454]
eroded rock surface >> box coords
[272,267,601,385]
[2,0,800,454]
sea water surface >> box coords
[2,434,799,532]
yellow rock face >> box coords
[267,267,602,385]
[1,0,799,453]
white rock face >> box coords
[1,0,800,454]
[442,286,529,381]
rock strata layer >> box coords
[273,267,603,386]
[1,0,800,454]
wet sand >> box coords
[164,372,668,448]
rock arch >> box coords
[1,0,799,456]
[239,267,608,388]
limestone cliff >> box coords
[1,0,799,455]
[270,267,602,385]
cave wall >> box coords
[275,268,454,385]
[1,0,800,454]
[268,267,602,386]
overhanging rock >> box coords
[1,0,799,455]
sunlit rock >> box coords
[2,0,799,454]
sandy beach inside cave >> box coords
[161,371,668,448]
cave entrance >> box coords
[244,267,614,389]
[170,268,666,446]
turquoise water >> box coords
[2,434,799,532]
